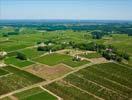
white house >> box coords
[0,51,7,57]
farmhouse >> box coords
[38,42,46,47]
[0,51,7,57]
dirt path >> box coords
[8,95,18,100]
[8,45,37,53]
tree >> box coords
[16,52,27,60]
[122,52,130,60]
[91,31,104,39]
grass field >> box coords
[33,53,71,66]
[4,57,34,68]
[0,41,33,52]
[34,53,89,67]
[20,48,45,59]
[14,87,57,100]
[44,62,132,100]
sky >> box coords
[0,0,132,20]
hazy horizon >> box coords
[0,0,132,20]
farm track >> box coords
[0,62,94,99]
[8,45,37,54]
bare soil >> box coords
[24,63,72,80]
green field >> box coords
[0,41,33,52]
[0,24,132,99]
[20,48,45,59]
[33,53,71,66]
[14,87,57,100]
[4,57,34,68]
[34,53,89,67]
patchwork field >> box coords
[25,63,72,80]
[0,24,132,100]
[0,66,44,95]
[44,62,132,100]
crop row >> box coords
[44,81,98,100]
[64,74,127,100]
[84,65,132,89]
[76,68,132,97]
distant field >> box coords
[0,41,33,52]
[4,57,34,68]
[20,48,45,59]
[34,53,89,67]
[104,34,132,56]
[14,87,57,100]
[44,62,132,100]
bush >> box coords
[16,52,27,60]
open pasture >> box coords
[4,57,34,68]
[33,53,71,66]
[20,48,45,59]
[34,53,89,67]
[0,41,33,52]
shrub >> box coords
[16,52,27,60]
